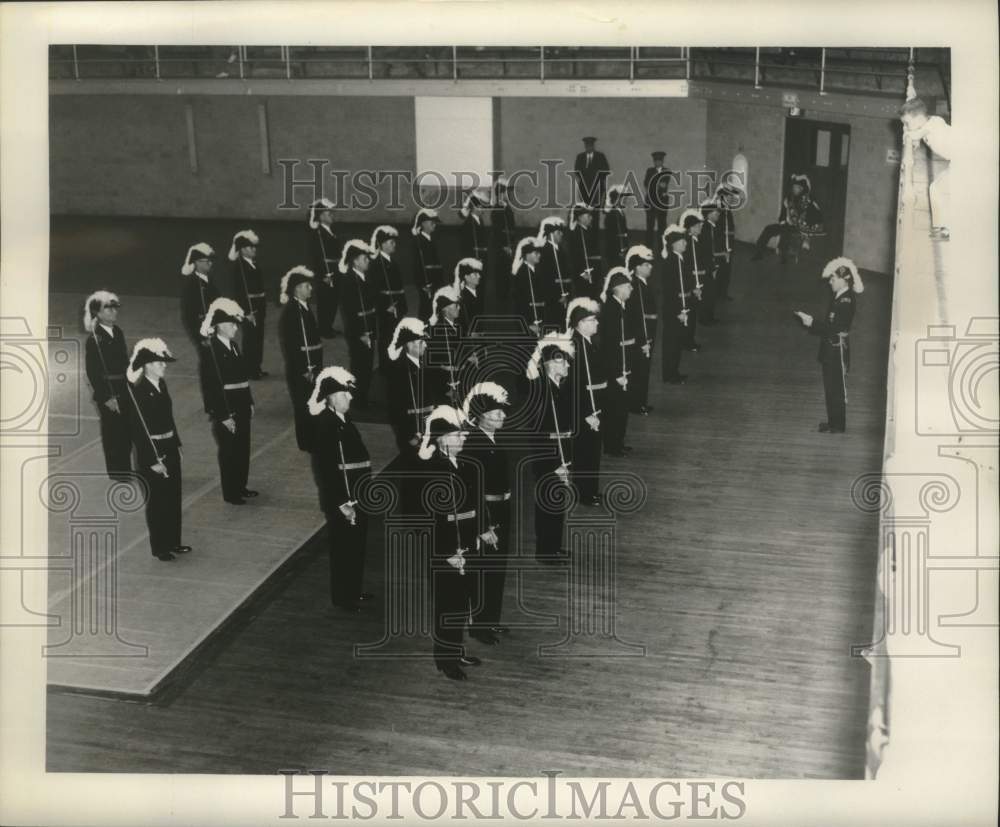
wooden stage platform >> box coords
[45,221,890,778]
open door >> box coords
[783,118,851,257]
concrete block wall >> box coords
[704,100,901,273]
[50,92,899,272]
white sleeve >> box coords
[922,116,952,161]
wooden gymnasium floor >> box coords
[45,217,890,778]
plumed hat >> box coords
[83,290,120,333]
[127,337,175,383]
[199,297,245,339]
[417,405,467,460]
[821,256,864,294]
[180,243,214,276]
[525,332,575,380]
[227,229,259,261]
[387,317,427,361]
[307,366,357,415]
[279,266,314,304]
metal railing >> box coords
[48,45,950,100]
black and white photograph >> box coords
[0,2,997,825]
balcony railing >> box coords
[48,45,950,102]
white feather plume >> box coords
[462,381,509,421]
[417,405,465,460]
[307,366,357,415]
[82,290,118,333]
[564,296,601,332]
[822,257,864,294]
[369,224,399,251]
[181,243,214,276]
[127,337,172,384]
[387,317,426,361]
[227,229,259,261]
[279,266,314,304]
[308,198,335,230]
[338,239,372,275]
[525,332,575,380]
[429,284,461,326]
[600,266,631,303]
[199,297,245,339]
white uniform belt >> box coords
[530,301,545,307]
[620,338,636,346]
[644,313,658,320]
[247,292,266,299]
[357,309,376,316]
[485,492,511,502]
[407,405,433,415]
[548,431,572,439]
[587,382,607,391]
[380,289,405,295]
[424,264,443,270]
[104,373,125,380]
[149,430,175,440]
[223,381,250,390]
[713,252,727,258]
[693,269,706,275]
[338,460,371,470]
[300,343,322,351]
[446,510,476,522]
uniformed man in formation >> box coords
[307,198,342,339]
[625,244,657,415]
[426,284,465,405]
[412,208,444,319]
[461,382,512,644]
[459,190,489,264]
[337,239,377,408]
[565,297,605,506]
[603,185,630,266]
[369,224,407,373]
[199,297,257,506]
[125,338,191,561]
[454,257,485,333]
[525,332,575,564]
[227,229,268,379]
[386,317,431,454]
[794,257,863,434]
[538,216,571,327]
[698,200,724,326]
[309,366,373,612]
[643,150,672,250]
[179,243,219,349]
[278,265,322,452]
[417,405,485,681]
[660,225,692,385]
[680,209,706,352]
[83,290,132,480]
[490,176,518,303]
[568,203,604,299]
[598,267,634,457]
[511,236,546,337]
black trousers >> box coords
[376,312,396,373]
[573,425,603,500]
[661,318,686,381]
[212,410,251,501]
[629,334,655,409]
[755,223,798,254]
[286,372,315,452]
[715,255,732,300]
[532,457,569,557]
[242,298,267,375]
[698,272,718,323]
[603,382,630,453]
[327,510,368,606]
[347,336,375,404]
[646,209,668,250]
[431,560,469,667]
[471,500,509,630]
[417,287,433,321]
[821,355,848,431]
[317,277,339,336]
[97,402,132,478]
[686,297,701,346]
[139,447,182,557]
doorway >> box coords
[783,118,851,257]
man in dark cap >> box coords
[573,136,610,227]
[643,151,673,251]
[227,229,268,379]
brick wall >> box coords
[704,100,900,273]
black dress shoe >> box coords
[641,404,654,413]
[173,545,192,554]
[438,664,468,681]
[225,497,247,505]
[818,422,831,432]
[623,445,634,452]
[357,592,375,601]
[685,344,701,352]
[333,601,362,614]
[240,489,259,498]
[582,495,603,507]
[459,655,482,667]
[154,552,176,561]
[490,625,510,635]
[257,370,270,378]
[470,631,500,646]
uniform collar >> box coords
[196,272,209,283]
[296,297,309,311]
[834,287,849,299]
[216,333,233,351]
[420,231,432,241]
[319,223,335,236]
[406,352,422,368]
[352,267,366,281]
[98,323,115,337]
[241,255,256,268]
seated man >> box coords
[751,174,824,260]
